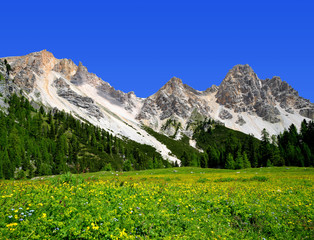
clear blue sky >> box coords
[1,0,313,101]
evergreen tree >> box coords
[260,128,272,167]
[0,151,3,179]
[200,154,208,168]
[2,149,13,179]
[235,151,244,169]
[8,126,23,168]
[123,159,132,171]
[243,152,251,169]
[181,151,190,166]
[225,153,235,170]
[270,145,284,166]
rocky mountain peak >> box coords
[53,58,78,80]
[222,64,259,86]
[229,64,254,74]
[216,64,261,110]
[161,77,183,90]
[77,61,88,73]
[71,61,101,86]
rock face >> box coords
[219,109,233,120]
[1,50,140,113]
[1,50,313,141]
[215,64,314,123]
[53,78,104,119]
[53,58,77,80]
[136,77,212,131]
[235,115,246,126]
[2,50,57,92]
[137,64,313,138]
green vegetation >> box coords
[0,94,172,179]
[192,119,314,169]
[0,167,313,239]
[143,126,202,166]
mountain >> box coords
[0,50,313,156]
[0,50,179,163]
[138,64,313,138]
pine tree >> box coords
[123,159,132,171]
[225,153,235,170]
[0,125,7,151]
[0,151,3,179]
[243,152,251,169]
[200,154,208,168]
[8,126,23,168]
[183,151,192,166]
[260,128,272,167]
[2,149,13,179]
[270,145,283,166]
[235,151,244,169]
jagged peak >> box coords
[220,64,259,86]
[230,64,253,72]
[28,49,55,59]
[225,64,257,78]
[204,84,219,93]
[168,76,183,85]
[77,61,88,73]
[158,77,183,91]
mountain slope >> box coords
[1,50,313,149]
[0,50,178,163]
[137,65,313,138]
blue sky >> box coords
[1,0,313,101]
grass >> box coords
[0,167,313,239]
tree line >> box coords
[184,119,313,169]
[0,94,172,179]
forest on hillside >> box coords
[191,119,314,169]
[0,94,172,179]
[0,92,313,180]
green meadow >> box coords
[1,167,313,239]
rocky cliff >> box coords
[1,50,313,142]
[216,64,313,122]
[137,64,313,138]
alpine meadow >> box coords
[1,1,314,238]
[0,52,313,239]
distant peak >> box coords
[229,64,254,74]
[168,76,183,85]
[222,64,258,84]
[34,49,55,57]
[157,77,184,94]
[77,61,88,72]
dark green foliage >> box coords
[0,94,169,179]
[277,119,314,167]
[225,153,235,170]
[143,126,202,166]
[193,119,260,169]
[193,119,314,169]
[242,152,251,169]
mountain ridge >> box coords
[1,50,313,143]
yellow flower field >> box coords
[0,167,313,239]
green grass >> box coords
[1,167,313,239]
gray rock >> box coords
[219,109,233,120]
[137,77,213,125]
[299,108,314,120]
[53,78,104,119]
[235,115,246,126]
[215,64,312,123]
